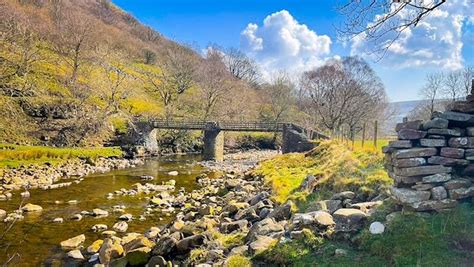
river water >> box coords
[0,155,214,266]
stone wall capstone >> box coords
[383,84,474,211]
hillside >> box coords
[0,0,258,147]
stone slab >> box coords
[422,173,452,183]
[407,199,457,211]
[392,158,426,168]
[427,156,469,166]
[420,139,447,147]
[390,187,431,204]
[448,137,474,148]
[397,129,427,140]
[395,120,423,132]
[440,147,465,159]
[423,118,449,130]
[439,111,474,125]
[427,128,463,137]
[393,148,437,159]
[389,140,413,148]
[465,149,474,160]
[394,165,452,177]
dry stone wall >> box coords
[383,86,474,211]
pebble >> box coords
[369,221,385,234]
[53,218,64,223]
[67,249,84,260]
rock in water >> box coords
[60,234,86,250]
[21,203,43,212]
[53,217,64,223]
[92,208,109,217]
[369,222,385,234]
[98,238,124,265]
[0,209,6,220]
[113,221,128,233]
[67,249,84,260]
[168,171,179,176]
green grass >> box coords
[0,144,123,168]
[252,140,392,204]
[256,203,474,267]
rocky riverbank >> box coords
[0,157,144,198]
[200,149,277,174]
[51,152,393,266]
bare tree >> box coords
[136,46,196,118]
[461,67,473,96]
[300,57,386,136]
[420,72,444,117]
[196,49,233,120]
[51,11,95,91]
[337,0,446,54]
[259,73,295,124]
[444,70,463,102]
[223,47,261,86]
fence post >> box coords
[373,120,378,148]
[362,122,366,148]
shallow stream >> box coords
[0,155,213,266]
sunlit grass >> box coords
[252,140,392,204]
[0,144,123,168]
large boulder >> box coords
[175,234,206,254]
[220,220,248,234]
[248,235,277,255]
[98,238,124,265]
[123,236,155,253]
[333,208,367,232]
[152,236,178,256]
[126,247,152,266]
[267,201,292,221]
[246,218,284,242]
[60,234,86,250]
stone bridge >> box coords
[133,120,328,161]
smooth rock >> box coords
[92,224,108,232]
[331,191,355,200]
[167,171,179,176]
[60,234,86,250]
[0,209,6,220]
[21,203,43,212]
[306,199,341,214]
[248,235,277,255]
[67,249,84,260]
[98,238,124,265]
[431,186,448,200]
[92,209,109,217]
[53,217,64,223]
[112,221,128,233]
[369,222,385,234]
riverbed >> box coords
[0,154,215,266]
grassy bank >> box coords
[250,140,474,266]
[0,144,123,168]
[256,202,474,266]
[252,140,392,204]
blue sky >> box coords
[113,0,473,102]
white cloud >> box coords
[240,10,332,80]
[351,0,473,70]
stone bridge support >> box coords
[282,124,315,153]
[131,122,159,156]
[203,128,224,162]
